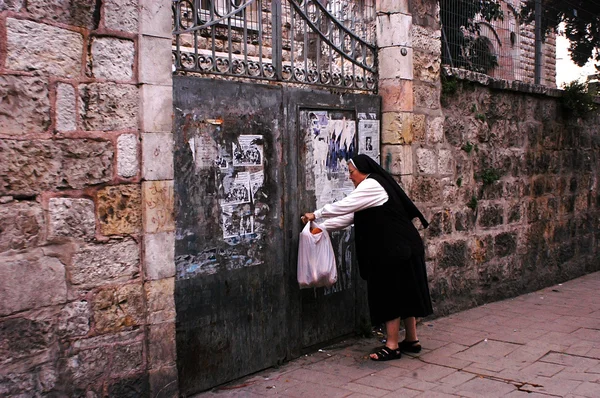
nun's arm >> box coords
[314,178,387,219]
[320,213,354,231]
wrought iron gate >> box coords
[172,0,378,92]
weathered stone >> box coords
[145,277,175,324]
[426,116,444,144]
[66,347,110,388]
[495,232,517,257]
[48,198,96,240]
[142,133,174,181]
[0,139,114,196]
[382,112,414,144]
[142,181,175,233]
[26,0,97,29]
[0,371,36,397]
[379,46,413,80]
[382,144,413,175]
[58,301,91,337]
[472,235,494,264]
[412,114,426,142]
[438,240,468,269]
[141,85,173,133]
[414,50,440,83]
[117,134,139,178]
[92,283,145,334]
[0,76,50,136]
[508,202,522,223]
[144,232,175,280]
[140,0,172,38]
[6,18,83,77]
[414,82,440,110]
[410,176,442,203]
[79,83,138,131]
[379,78,414,113]
[427,209,451,238]
[56,83,77,132]
[148,322,176,368]
[412,25,441,55]
[139,36,173,85]
[149,364,178,398]
[0,250,67,316]
[90,37,135,81]
[0,201,45,252]
[0,0,23,11]
[377,0,409,14]
[455,209,475,232]
[72,329,143,351]
[112,342,144,375]
[479,203,504,228]
[104,0,139,33]
[0,311,56,365]
[438,149,454,175]
[416,147,437,174]
[96,185,142,235]
[377,13,411,48]
[107,373,150,397]
[70,239,139,288]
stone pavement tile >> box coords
[354,374,414,391]
[402,379,441,393]
[532,331,579,349]
[435,370,476,387]
[589,310,600,319]
[419,353,473,370]
[305,358,379,380]
[518,361,566,377]
[278,381,352,398]
[588,348,600,359]
[565,342,598,357]
[553,371,600,383]
[413,391,461,397]
[421,329,485,347]
[409,363,457,382]
[452,376,518,398]
[555,315,600,330]
[376,365,416,378]
[504,345,549,366]
[381,388,421,397]
[587,362,600,374]
[453,339,521,363]
[518,376,583,396]
[503,390,555,397]
[571,328,600,343]
[341,381,392,397]
[533,319,583,334]
[540,352,600,371]
[386,356,427,371]
[486,327,549,346]
[283,368,355,387]
[418,337,451,351]
[572,381,600,397]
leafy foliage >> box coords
[560,80,598,118]
[521,1,600,67]
[440,0,503,73]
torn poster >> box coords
[250,170,264,201]
[232,135,263,166]
[358,119,380,160]
[188,123,220,170]
[221,171,251,205]
[222,205,254,239]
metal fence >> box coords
[172,0,377,92]
[440,0,554,86]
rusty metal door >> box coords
[173,77,380,395]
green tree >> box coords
[440,0,504,73]
[521,1,600,67]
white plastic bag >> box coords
[297,221,337,288]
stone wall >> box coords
[0,1,177,396]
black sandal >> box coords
[400,339,422,353]
[370,346,401,361]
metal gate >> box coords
[173,77,380,394]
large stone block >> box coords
[377,13,411,48]
[79,83,138,131]
[117,134,139,178]
[148,322,176,369]
[383,144,413,175]
[437,149,454,175]
[56,83,77,132]
[92,283,145,334]
[0,201,45,252]
[438,240,468,269]
[411,25,441,55]
[142,181,175,233]
[141,85,173,133]
[0,309,57,367]
[26,0,97,29]
[48,198,96,240]
[104,0,139,33]
[65,347,110,388]
[144,232,175,280]
[414,82,440,110]
[70,239,140,288]
[0,76,50,136]
[0,250,67,316]
[90,37,135,81]
[6,18,83,78]
[111,341,144,375]
[96,185,142,235]
[377,0,409,14]
[0,139,113,196]
[139,36,173,85]
[414,50,440,83]
[416,147,437,174]
[479,203,504,228]
[58,301,91,338]
[145,278,175,324]
[382,112,414,145]
[140,0,172,38]
[426,116,444,144]
[379,46,413,80]
[149,364,178,398]
[142,133,174,181]
[379,78,414,112]
[0,0,23,11]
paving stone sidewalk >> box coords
[195,272,600,397]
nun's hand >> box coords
[301,213,315,224]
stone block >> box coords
[56,83,77,132]
[379,79,413,112]
[427,116,444,144]
[383,144,413,175]
[0,139,113,196]
[379,46,413,80]
[416,147,437,174]
[142,133,174,181]
[117,134,139,178]
[438,240,468,269]
[70,239,140,288]
[144,231,175,280]
[0,309,58,366]
[139,36,173,85]
[104,0,139,33]
[409,176,442,203]
[412,113,426,142]
[0,250,67,316]
[26,0,97,29]
[92,283,145,334]
[376,0,409,14]
[141,0,172,38]
[495,232,517,257]
[149,364,179,398]
[141,85,173,133]
[414,82,440,110]
[107,373,150,397]
[148,322,176,369]
[145,277,175,324]
[79,83,138,131]
[0,0,24,11]
[111,341,144,375]
[438,149,454,175]
[412,25,441,55]
[382,112,414,144]
[48,198,96,240]
[96,185,142,235]
[6,18,83,78]
[479,204,504,228]
[455,209,475,232]
[142,181,175,233]
[58,301,91,338]
[0,76,50,136]
[377,13,411,48]
[0,201,45,252]
[414,50,440,83]
[0,372,37,397]
[90,37,135,81]
[66,347,110,388]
